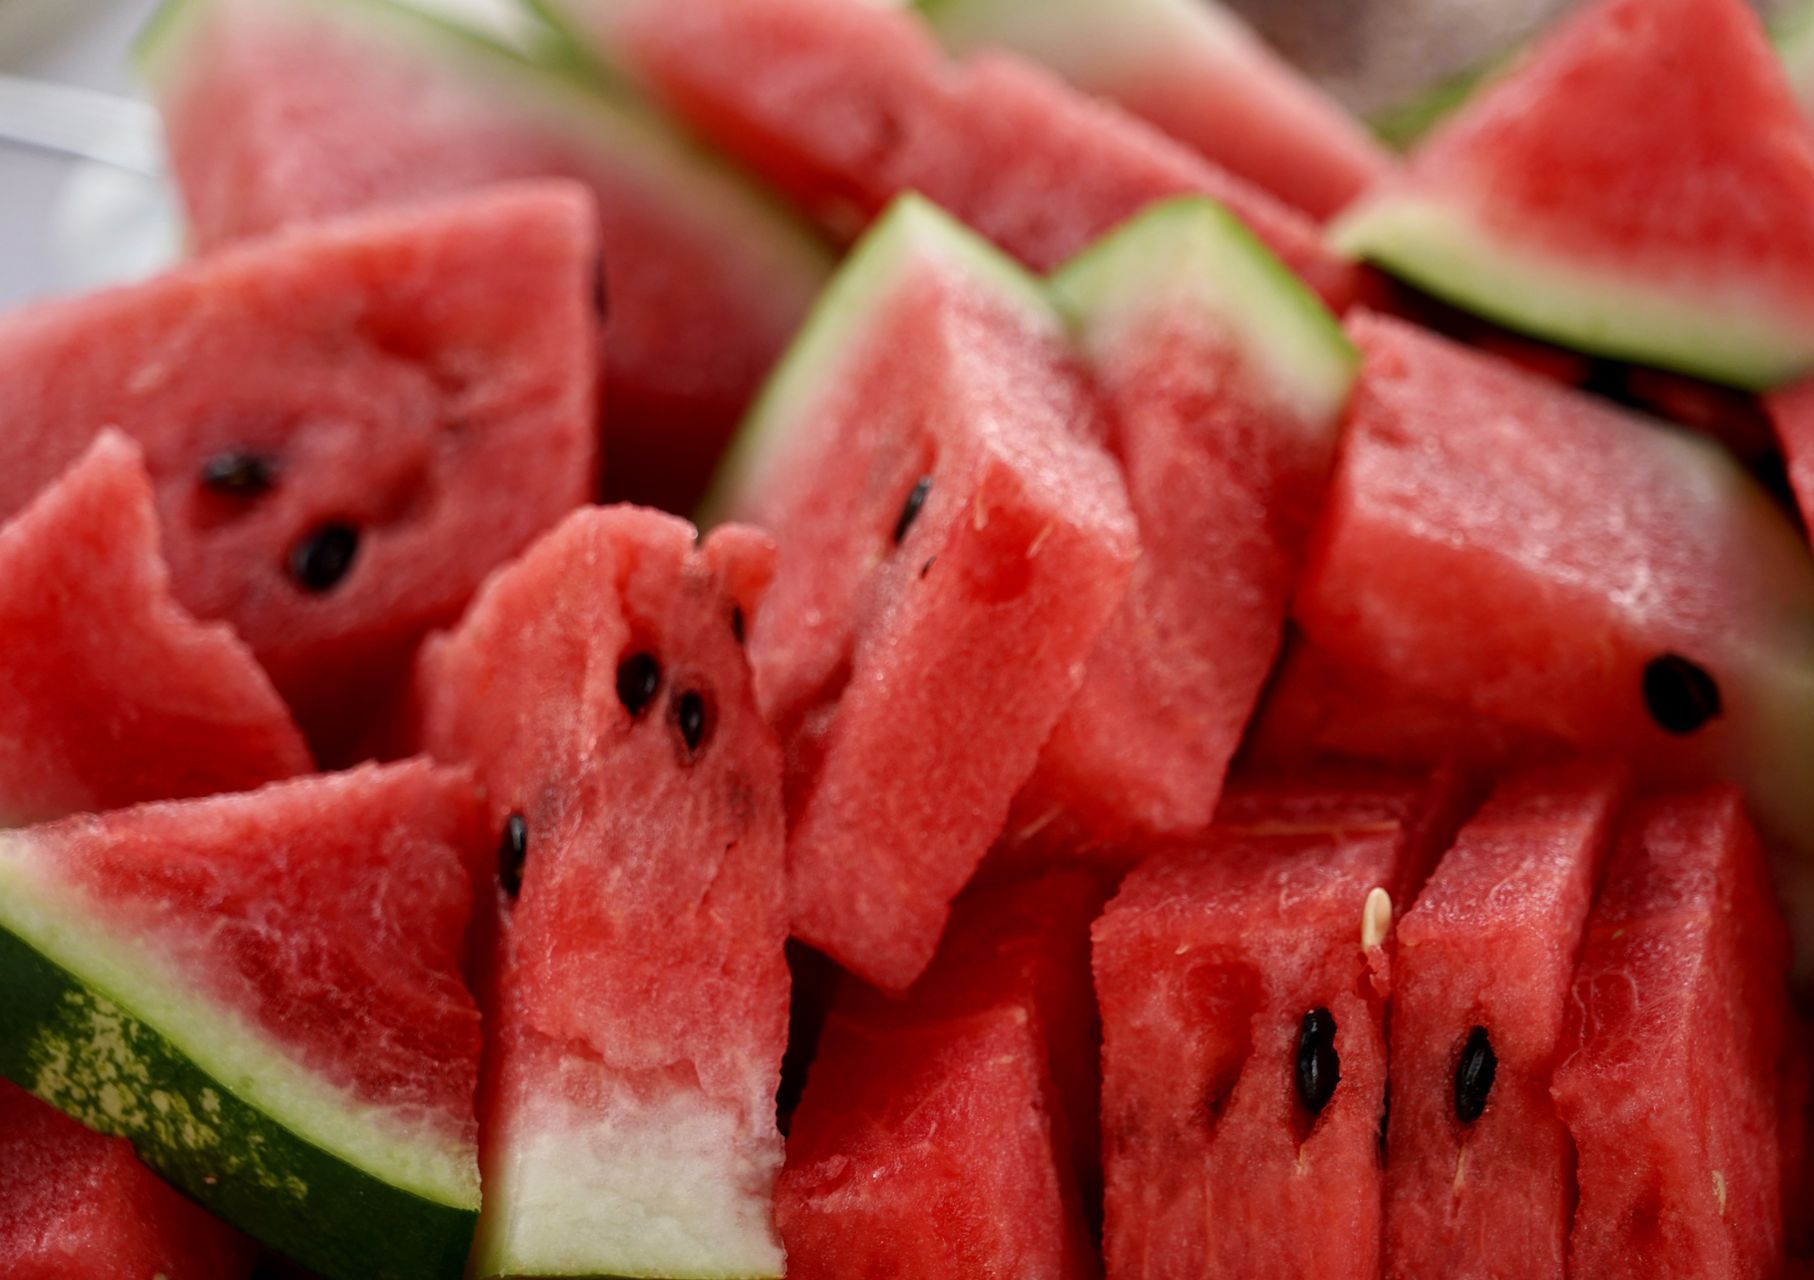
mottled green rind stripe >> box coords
[0,926,475,1280]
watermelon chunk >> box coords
[142,0,829,515]
[416,507,790,1279]
[1332,0,1814,389]
[1294,313,1814,968]
[0,430,309,825]
[534,0,1362,309]
[1553,789,1790,1275]
[1094,770,1463,1280]
[0,761,488,1280]
[1008,196,1354,854]
[1,1076,255,1280]
[1384,762,1627,1278]
[1769,378,1814,535]
[0,183,598,757]
[919,0,1391,220]
[707,195,1137,992]
[777,870,1106,1280]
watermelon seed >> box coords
[1295,1008,1339,1119]
[616,653,662,717]
[894,475,932,543]
[1642,653,1722,734]
[288,524,359,592]
[200,450,277,495]
[1454,1026,1497,1124]
[675,689,710,754]
[593,255,610,321]
[498,813,528,899]
[732,606,745,645]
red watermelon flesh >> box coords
[1769,377,1814,534]
[922,0,1391,221]
[0,1077,255,1280]
[415,506,790,1279]
[0,182,598,758]
[1004,196,1355,856]
[0,430,309,825]
[1383,761,1627,1279]
[1332,0,1814,390]
[1553,788,1790,1276]
[712,196,1137,993]
[537,0,1362,310]
[144,0,830,515]
[776,869,1106,1280]
[1294,312,1814,967]
[1094,771,1459,1280]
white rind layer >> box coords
[0,836,479,1208]
[473,1049,786,1279]
[1332,193,1814,390]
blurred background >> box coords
[0,0,1787,307]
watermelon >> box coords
[1294,313,1814,968]
[0,182,599,757]
[1769,378,1814,535]
[918,0,1391,220]
[1383,761,1627,1278]
[0,761,488,1280]
[1006,195,1354,855]
[0,430,310,825]
[142,0,830,515]
[705,194,1138,992]
[531,0,1363,309]
[1332,0,1814,390]
[1,1076,256,1280]
[416,506,790,1280]
[1094,769,1465,1280]
[1553,788,1790,1275]
[776,870,1106,1280]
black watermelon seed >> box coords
[498,812,528,899]
[287,524,359,592]
[592,255,610,322]
[676,689,709,755]
[1455,1025,1498,1125]
[731,605,746,645]
[1642,653,1723,734]
[893,475,932,544]
[199,450,278,496]
[1295,1007,1340,1119]
[616,652,662,718]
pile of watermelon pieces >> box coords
[10,0,1814,1273]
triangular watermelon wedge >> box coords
[141,0,830,514]
[417,507,790,1280]
[0,762,489,1280]
[0,182,599,758]
[1333,0,1814,389]
[0,430,310,824]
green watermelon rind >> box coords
[917,0,1246,84]
[0,853,477,1280]
[135,0,831,287]
[699,193,1058,526]
[1331,195,1814,390]
[1050,195,1357,429]
[1777,0,1814,116]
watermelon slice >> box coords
[1384,762,1627,1278]
[0,182,599,758]
[1094,770,1464,1279]
[0,761,488,1280]
[532,0,1363,309]
[1769,378,1814,535]
[1006,195,1354,855]
[416,507,790,1280]
[1553,789,1790,1275]
[918,0,1391,220]
[0,430,309,825]
[1,1076,256,1280]
[706,195,1138,992]
[142,0,830,515]
[1294,313,1814,967]
[776,870,1106,1280]
[1333,0,1814,390]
